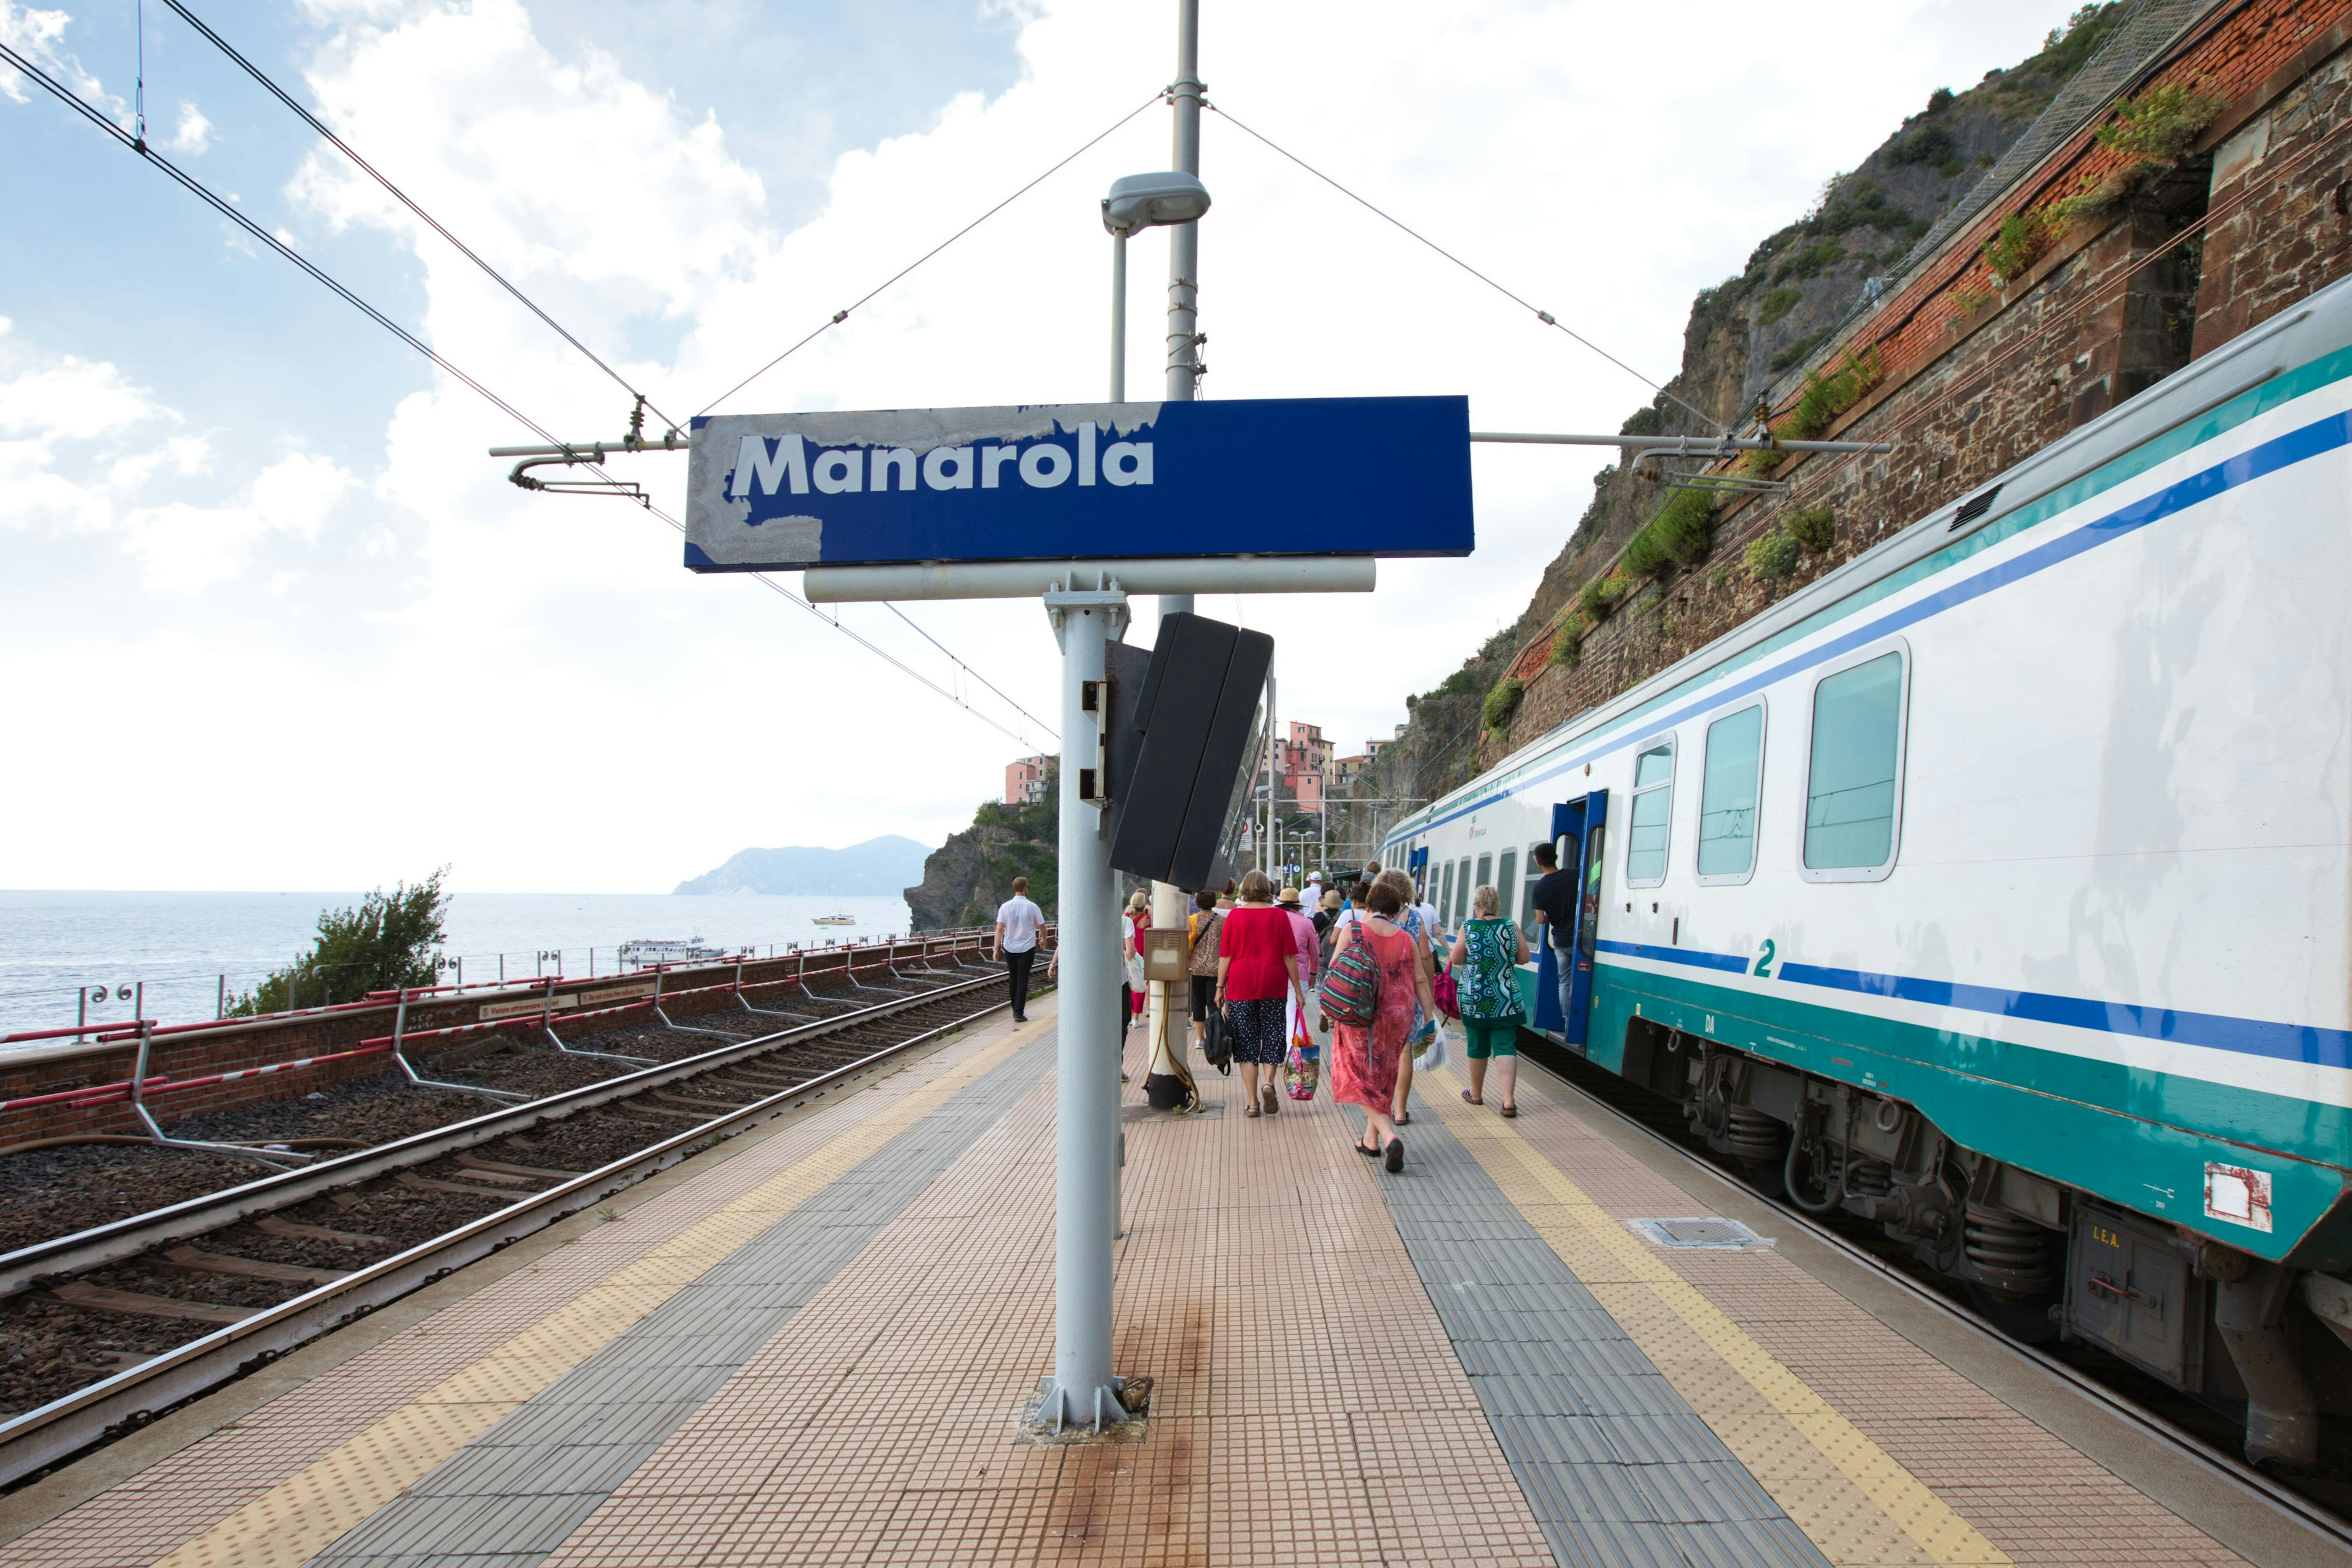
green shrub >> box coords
[1785,504,1836,552]
[1982,208,2050,281]
[1885,123,1956,168]
[1757,287,1803,326]
[1547,623,1584,669]
[1745,529,1801,578]
[1654,488,1717,566]
[1482,677,1525,733]
[231,872,450,1015]
[1785,347,1881,440]
[1578,572,1629,622]
[2097,80,2226,166]
[1623,522,1672,579]
[1926,87,1956,114]
[1768,329,1831,373]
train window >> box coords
[1439,859,1456,925]
[1456,858,1472,922]
[1696,703,1765,885]
[1624,737,1675,887]
[1496,851,1518,921]
[1802,646,1909,881]
[1474,854,1493,904]
[1521,848,1545,930]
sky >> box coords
[0,0,2072,894]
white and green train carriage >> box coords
[1385,273,2352,1471]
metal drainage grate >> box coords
[1627,1216,1773,1250]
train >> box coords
[1384,271,2352,1471]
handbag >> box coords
[1432,963,1460,1020]
[1316,924,1381,1028]
[1202,999,1233,1074]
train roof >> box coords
[1392,271,2352,848]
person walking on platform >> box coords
[1449,883,1530,1115]
[993,876,1044,1023]
[1378,869,1435,1126]
[1329,874,1434,1171]
[1123,890,1150,1030]
[1218,870,1306,1117]
[1277,885,1321,1050]
[1185,887,1224,1058]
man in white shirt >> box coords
[1414,880,1442,943]
[993,876,1046,1022]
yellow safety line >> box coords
[1423,1066,2015,1568]
[149,1014,1048,1568]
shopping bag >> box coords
[1413,1020,1451,1074]
[1432,964,1460,1020]
[1283,1016,1319,1100]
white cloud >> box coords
[169,100,211,154]
[2,0,2069,892]
[0,2,121,119]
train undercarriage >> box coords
[1615,1017,2352,1474]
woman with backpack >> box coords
[1376,869,1436,1128]
[1448,883,1531,1116]
[1324,874,1436,1172]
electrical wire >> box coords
[1204,101,1725,435]
[884,603,1056,737]
[694,88,1165,416]
[1,37,1046,748]
[156,0,683,437]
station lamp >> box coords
[1101,172,1211,401]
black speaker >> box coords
[1106,612,1273,889]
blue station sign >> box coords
[682,394,1472,570]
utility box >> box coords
[1143,929,1188,983]
[2068,1202,2203,1390]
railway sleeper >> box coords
[1623,1016,2352,1472]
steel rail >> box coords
[1520,1044,2352,1558]
[0,989,1020,1492]
[0,974,993,1300]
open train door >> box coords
[1532,791,1608,1051]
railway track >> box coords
[1517,1034,2352,1559]
[0,959,1034,1491]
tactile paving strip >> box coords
[1366,1096,1831,1568]
[301,1029,1057,1568]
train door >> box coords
[1532,791,1608,1050]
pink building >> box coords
[1278,722,1335,810]
[1003,754,1054,806]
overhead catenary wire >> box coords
[155,0,684,437]
[694,89,1166,417]
[1,38,1046,749]
[1204,102,1725,435]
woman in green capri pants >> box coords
[1447,883,1530,1116]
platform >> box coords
[0,996,2323,1567]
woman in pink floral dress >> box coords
[1327,876,1436,1172]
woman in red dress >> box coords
[1329,875,1436,1172]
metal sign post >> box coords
[1041,582,1128,1430]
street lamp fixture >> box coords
[1102,172,1212,401]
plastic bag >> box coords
[1414,1020,1450,1074]
[1283,1015,1319,1100]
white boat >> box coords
[810,914,856,927]
[618,938,723,967]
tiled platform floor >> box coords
[0,997,2261,1567]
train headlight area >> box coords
[0,992,2341,1567]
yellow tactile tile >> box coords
[137,1016,1049,1568]
[1422,1066,2011,1568]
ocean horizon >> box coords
[0,889,922,1037]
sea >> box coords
[0,890,918,1038]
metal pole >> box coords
[1110,229,1128,402]
[1144,0,1204,1106]
[1041,582,1128,1431]
[1166,0,1201,400]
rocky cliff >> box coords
[1338,6,2130,831]
[903,783,1059,932]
